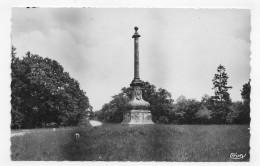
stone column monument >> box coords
[122,27,154,124]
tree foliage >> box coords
[195,106,212,124]
[172,96,201,124]
[97,82,174,124]
[241,79,251,105]
[235,79,251,124]
[195,95,213,124]
[96,77,250,125]
[11,47,91,129]
[211,65,232,123]
[12,49,248,127]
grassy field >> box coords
[11,124,250,161]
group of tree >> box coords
[95,82,174,123]
[95,65,250,124]
[11,46,92,129]
[11,46,250,127]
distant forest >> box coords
[11,47,250,129]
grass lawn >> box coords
[11,124,250,161]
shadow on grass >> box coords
[60,124,184,161]
[60,127,94,161]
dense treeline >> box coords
[95,65,250,124]
[11,47,91,129]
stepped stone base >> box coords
[121,110,154,124]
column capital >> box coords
[132,26,141,38]
[130,78,143,87]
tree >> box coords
[211,65,232,123]
[11,46,26,129]
[195,95,213,124]
[98,82,174,124]
[234,80,251,124]
[96,87,131,123]
[142,82,174,123]
[226,101,243,124]
[11,48,91,129]
[172,95,200,124]
[195,105,212,124]
[241,79,251,106]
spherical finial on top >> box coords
[132,26,141,38]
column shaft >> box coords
[134,38,140,79]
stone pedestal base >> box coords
[122,110,154,124]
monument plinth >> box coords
[122,27,154,124]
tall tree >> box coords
[11,48,91,129]
[211,65,232,123]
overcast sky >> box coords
[12,8,250,110]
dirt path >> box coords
[11,130,31,137]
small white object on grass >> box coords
[53,128,56,131]
[74,133,80,139]
[89,120,102,127]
